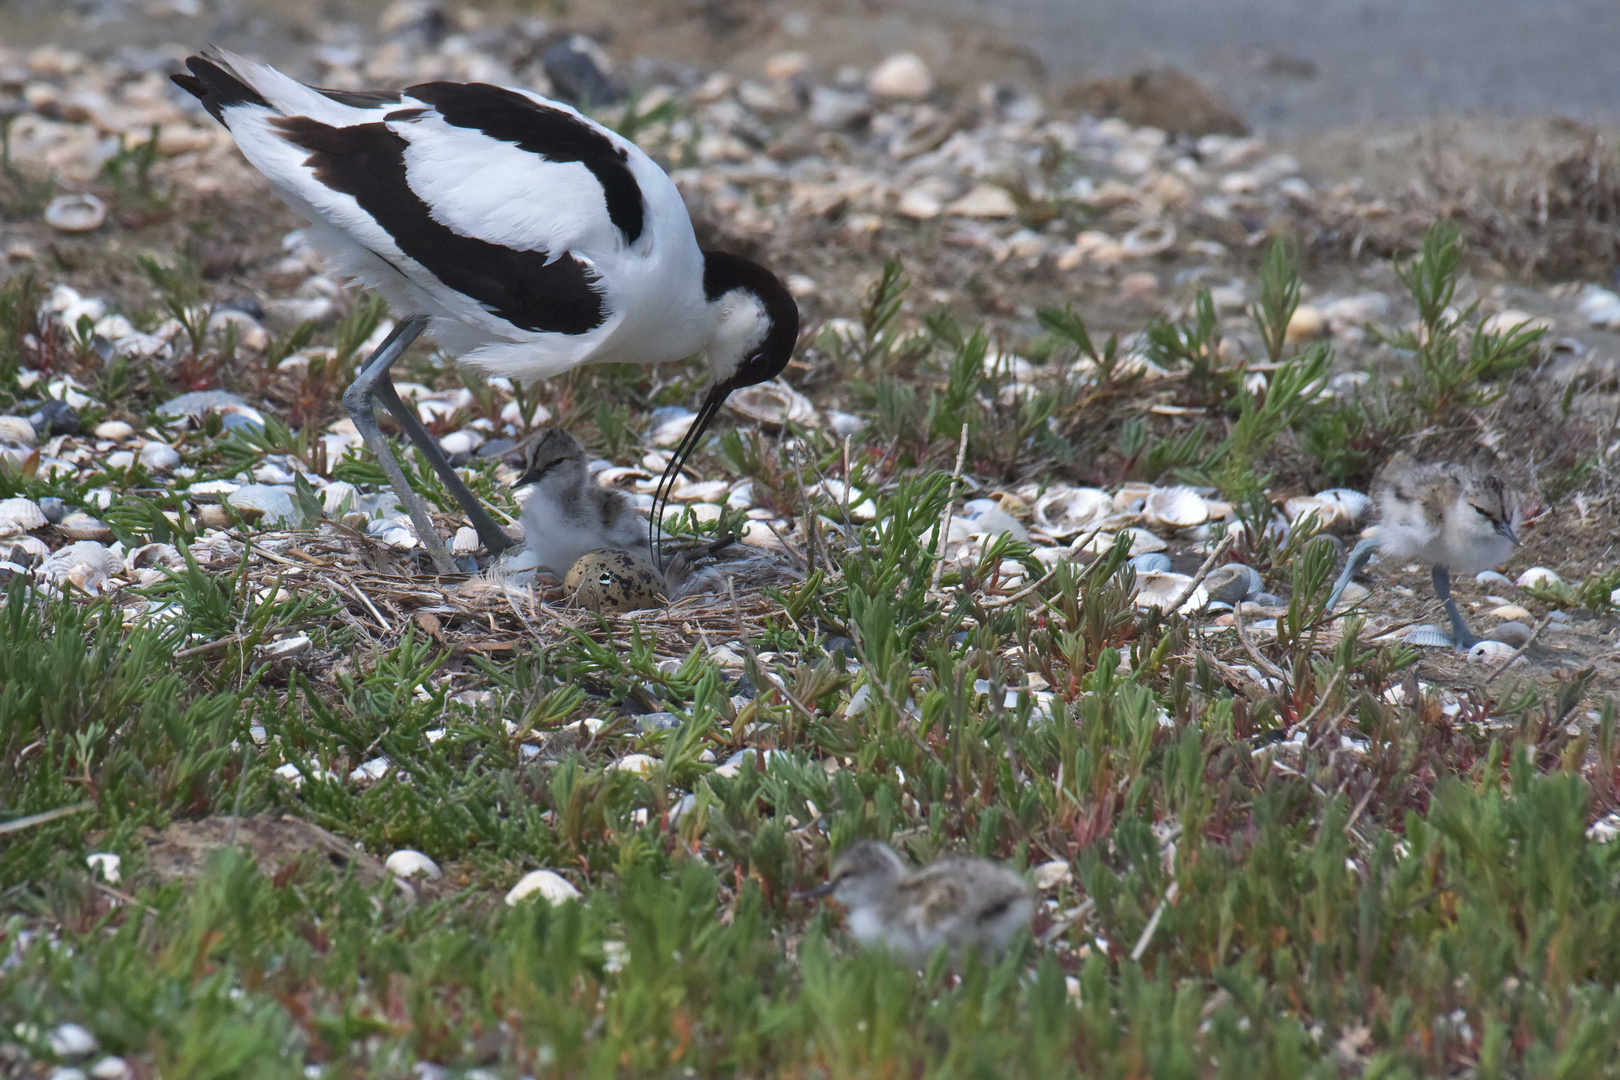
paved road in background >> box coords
[920,0,1620,133]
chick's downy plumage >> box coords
[515,428,647,574]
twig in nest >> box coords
[0,801,93,835]
[1483,613,1554,687]
[1232,603,1287,684]
[930,423,971,592]
[1168,531,1237,614]
[1129,881,1180,963]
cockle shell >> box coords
[1134,570,1207,615]
[505,869,581,906]
[0,416,36,446]
[727,380,816,427]
[0,497,47,536]
[59,512,112,541]
[1129,552,1172,573]
[1403,625,1454,648]
[385,850,442,880]
[39,541,120,592]
[1143,485,1209,529]
[1467,640,1518,664]
[1515,567,1561,589]
[125,543,181,571]
[1314,488,1372,525]
[1205,563,1263,603]
[1032,486,1111,538]
[44,192,107,232]
[1283,496,1354,534]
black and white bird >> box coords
[172,50,799,574]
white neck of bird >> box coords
[706,287,769,385]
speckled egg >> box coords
[564,548,665,613]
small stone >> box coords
[385,849,442,880]
[85,852,120,884]
[31,399,80,436]
[1119,271,1160,301]
[807,86,870,129]
[763,50,811,81]
[866,52,934,100]
[897,187,944,220]
[947,185,1018,218]
[505,868,581,906]
[1486,621,1533,648]
[1205,564,1261,603]
[1285,305,1327,343]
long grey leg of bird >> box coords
[1324,537,1380,613]
[342,313,457,575]
[1431,564,1478,649]
[369,378,514,557]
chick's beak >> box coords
[650,384,730,569]
[792,880,838,902]
[1496,520,1520,545]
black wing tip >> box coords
[172,54,271,125]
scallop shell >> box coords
[1205,563,1263,603]
[1112,482,1155,514]
[1314,488,1372,525]
[1515,566,1561,589]
[726,380,817,427]
[1403,625,1454,647]
[1120,220,1176,257]
[223,485,297,526]
[188,533,240,563]
[0,497,48,536]
[4,535,49,564]
[44,192,107,233]
[1032,486,1112,538]
[1467,640,1517,664]
[1143,485,1208,529]
[0,416,37,447]
[1134,570,1208,614]
[58,512,112,541]
[1118,527,1168,554]
[451,526,480,555]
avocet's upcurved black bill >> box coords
[650,384,729,568]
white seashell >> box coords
[40,541,118,593]
[1515,567,1561,589]
[90,1055,129,1079]
[1467,640,1518,664]
[1143,485,1208,529]
[594,466,653,488]
[0,497,47,536]
[1283,496,1353,534]
[0,416,37,446]
[674,478,730,502]
[1489,604,1532,621]
[1588,812,1620,842]
[505,868,582,906]
[261,633,312,660]
[59,512,112,541]
[613,753,658,775]
[1314,488,1372,524]
[85,852,121,884]
[1130,553,1172,573]
[106,451,136,470]
[1031,860,1072,890]
[1403,625,1454,647]
[1119,220,1176,257]
[439,429,482,456]
[188,533,238,563]
[963,505,1029,542]
[1118,527,1168,554]
[125,543,181,571]
[317,481,358,515]
[1134,570,1207,614]
[47,1022,98,1058]
[44,192,107,232]
[451,526,480,554]
[92,420,133,442]
[137,441,179,471]
[223,485,297,525]
[5,535,49,562]
[1476,570,1514,588]
[727,380,817,427]
[1032,486,1112,538]
[866,51,934,99]
[349,757,390,783]
[385,849,442,880]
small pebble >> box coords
[866,52,934,100]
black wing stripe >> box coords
[271,116,607,336]
[405,81,645,246]
[316,87,403,108]
[172,56,272,124]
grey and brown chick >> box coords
[1329,461,1522,648]
[515,428,648,575]
[799,840,1034,963]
